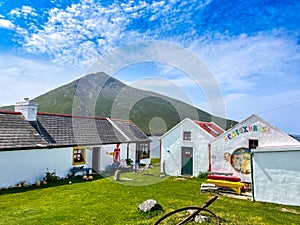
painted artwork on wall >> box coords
[230,147,251,174]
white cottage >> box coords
[160,118,224,177]
[209,114,300,183]
[0,99,150,188]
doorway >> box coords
[92,147,100,173]
[181,147,193,176]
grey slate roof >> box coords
[0,111,150,150]
[0,111,48,149]
[111,119,150,142]
[290,134,300,142]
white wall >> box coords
[160,119,212,176]
[85,147,93,168]
[0,143,138,188]
[0,147,73,188]
[253,148,300,206]
[210,118,299,182]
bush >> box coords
[198,171,209,179]
[44,169,60,183]
[125,158,133,165]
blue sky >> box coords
[0,0,299,134]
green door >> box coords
[181,147,193,176]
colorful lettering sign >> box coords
[223,125,271,142]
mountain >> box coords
[1,72,237,135]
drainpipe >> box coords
[208,144,211,172]
[160,139,162,174]
[250,152,255,201]
[127,143,129,160]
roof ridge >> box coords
[0,110,21,115]
[110,118,132,123]
[37,112,107,120]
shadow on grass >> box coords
[0,174,105,196]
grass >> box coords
[0,166,299,225]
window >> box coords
[249,139,258,150]
[204,124,220,136]
[183,131,191,141]
[137,142,150,160]
[73,146,86,165]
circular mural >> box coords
[230,147,251,174]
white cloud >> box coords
[10,6,37,18]
[18,0,211,68]
[5,0,299,132]
[21,1,131,67]
[21,6,35,15]
[9,9,21,17]
[0,54,84,106]
[191,32,300,91]
[0,19,14,29]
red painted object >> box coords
[208,174,241,182]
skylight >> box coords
[204,123,220,136]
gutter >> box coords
[252,146,300,153]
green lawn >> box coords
[0,166,299,225]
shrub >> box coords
[198,171,209,179]
[125,158,133,165]
[44,169,60,183]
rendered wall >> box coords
[210,118,299,182]
[253,150,300,206]
[160,120,212,176]
[85,147,93,168]
[0,147,73,188]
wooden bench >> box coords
[70,167,92,177]
[209,172,233,176]
[208,174,241,182]
[206,179,245,195]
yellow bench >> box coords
[206,179,245,195]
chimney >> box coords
[15,98,38,121]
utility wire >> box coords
[256,100,300,115]
[234,100,300,121]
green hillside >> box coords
[1,72,237,135]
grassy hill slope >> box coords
[1,72,236,134]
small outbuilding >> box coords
[0,99,150,188]
[252,146,300,206]
[160,118,224,176]
[209,114,300,183]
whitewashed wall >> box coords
[160,119,213,176]
[210,116,299,182]
[85,147,93,168]
[0,147,73,188]
[252,148,300,206]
